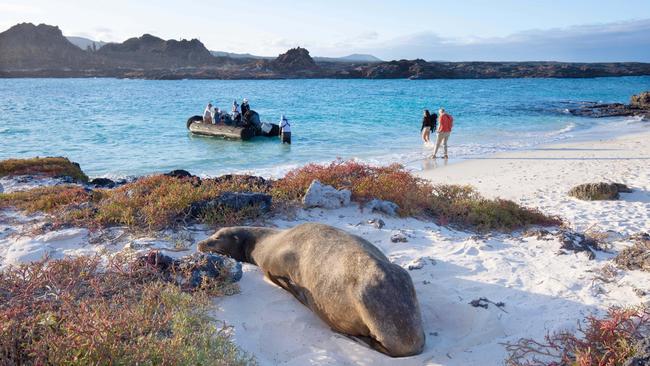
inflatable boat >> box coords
[186,110,280,141]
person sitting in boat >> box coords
[241,98,250,115]
[280,114,291,144]
[212,107,221,125]
[203,103,213,124]
[232,100,242,124]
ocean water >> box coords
[0,77,648,178]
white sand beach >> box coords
[214,130,650,365]
[1,130,649,365]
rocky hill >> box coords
[0,23,96,70]
[98,34,216,68]
[271,47,318,72]
[1,23,650,79]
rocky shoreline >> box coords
[569,91,650,119]
[2,23,650,80]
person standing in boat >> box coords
[232,100,242,124]
[241,98,250,115]
[280,114,291,144]
[203,103,213,124]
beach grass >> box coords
[504,306,650,366]
[0,157,89,183]
[0,255,255,366]
[275,160,561,231]
[0,158,560,232]
[0,185,100,213]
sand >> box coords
[1,130,649,365]
[214,131,650,365]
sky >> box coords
[1,0,650,61]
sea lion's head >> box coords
[197,227,250,262]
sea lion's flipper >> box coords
[268,274,309,307]
[341,334,391,356]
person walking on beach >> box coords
[280,114,291,144]
[421,109,436,143]
[203,103,213,124]
[433,108,453,159]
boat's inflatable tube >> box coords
[187,115,203,129]
[187,118,256,140]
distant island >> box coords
[2,23,650,80]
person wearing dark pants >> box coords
[280,114,291,144]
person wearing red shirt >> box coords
[433,108,453,159]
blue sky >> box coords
[1,0,649,61]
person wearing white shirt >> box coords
[203,103,213,124]
[280,114,291,144]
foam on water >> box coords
[0,77,648,178]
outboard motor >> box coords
[243,110,262,130]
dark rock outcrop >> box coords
[165,169,201,187]
[211,174,270,189]
[136,251,243,289]
[558,231,598,260]
[631,91,650,109]
[165,169,194,179]
[272,47,318,72]
[189,191,272,218]
[568,182,632,201]
[569,91,650,119]
[89,177,116,188]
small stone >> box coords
[365,199,399,217]
[407,257,426,270]
[391,231,408,243]
[367,218,385,229]
[634,288,647,297]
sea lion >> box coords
[197,223,425,357]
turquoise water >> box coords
[0,77,649,178]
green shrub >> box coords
[0,157,88,183]
[504,306,650,366]
[0,185,98,213]
[0,256,255,366]
[274,160,561,231]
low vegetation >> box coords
[0,157,88,183]
[0,185,101,214]
[504,306,650,366]
[568,182,632,201]
[275,160,561,231]
[0,255,254,366]
[614,234,650,272]
[0,158,560,232]
[1,175,269,231]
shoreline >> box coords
[419,129,650,234]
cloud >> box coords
[0,3,41,14]
[358,19,650,62]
